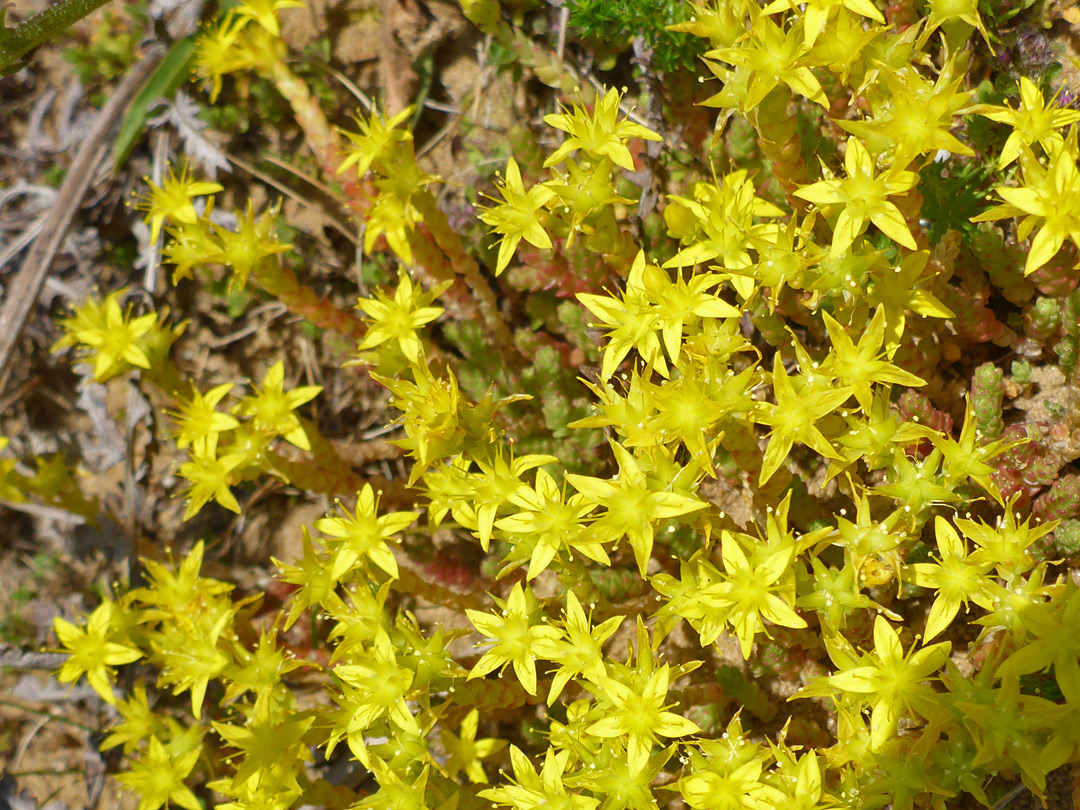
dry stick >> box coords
[226,152,359,246]
[143,127,170,293]
[261,154,351,216]
[0,44,165,395]
[0,213,47,273]
[0,646,69,670]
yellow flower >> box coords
[761,0,884,47]
[973,77,1080,169]
[54,289,159,381]
[211,698,313,793]
[585,664,700,775]
[494,467,606,580]
[364,189,423,265]
[54,601,142,704]
[794,137,918,256]
[479,157,555,275]
[812,615,950,749]
[178,436,244,519]
[997,584,1080,705]
[234,0,304,37]
[532,591,622,702]
[170,383,240,451]
[481,747,599,810]
[577,251,666,381]
[215,201,292,291]
[356,269,450,364]
[565,440,707,576]
[543,87,662,171]
[755,352,851,485]
[194,12,248,102]
[116,736,201,810]
[465,582,560,696]
[705,14,830,111]
[137,164,222,243]
[921,0,992,49]
[338,105,415,179]
[0,437,26,503]
[314,483,420,579]
[910,516,993,641]
[236,361,322,450]
[439,708,506,784]
[972,129,1080,275]
[334,630,421,764]
[820,305,926,413]
[711,518,808,659]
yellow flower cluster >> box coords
[33,0,1080,808]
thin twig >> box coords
[310,59,375,113]
[0,646,69,670]
[5,768,82,778]
[206,302,288,348]
[261,154,349,212]
[12,714,49,771]
[142,128,170,294]
[555,3,569,65]
[416,59,495,161]
[0,212,47,273]
[0,498,87,524]
[990,783,1028,810]
[0,699,96,732]
[0,43,166,395]
[225,152,359,246]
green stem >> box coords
[0,0,115,72]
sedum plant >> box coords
[8,0,1080,807]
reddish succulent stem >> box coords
[395,566,491,613]
[450,675,538,714]
[268,451,408,501]
[254,260,368,339]
[892,188,930,252]
[269,59,522,368]
[269,60,374,218]
[413,194,516,360]
[750,87,809,209]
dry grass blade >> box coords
[226,152,359,246]
[0,646,68,670]
[0,43,166,395]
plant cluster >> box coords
[6,0,1080,807]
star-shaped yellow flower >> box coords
[54,601,142,704]
[794,137,918,256]
[137,165,222,243]
[974,77,1080,168]
[543,87,662,171]
[479,157,555,275]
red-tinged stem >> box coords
[268,58,525,369]
[269,60,374,219]
[750,87,810,209]
[255,260,368,339]
[408,219,478,320]
[395,566,491,613]
[413,194,519,365]
[448,675,539,714]
[884,0,919,29]
[267,451,409,501]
